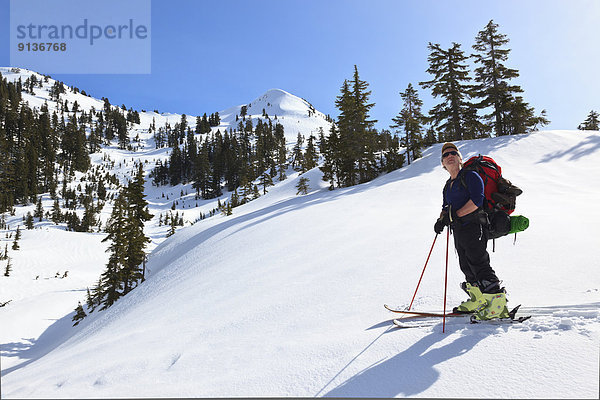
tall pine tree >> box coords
[98,191,128,309]
[390,83,424,165]
[420,42,474,142]
[122,163,153,292]
[325,66,377,187]
[472,20,523,136]
[92,165,153,313]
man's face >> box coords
[442,150,461,169]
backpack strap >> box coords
[443,170,468,193]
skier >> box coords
[434,142,510,320]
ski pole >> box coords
[407,233,438,311]
[443,226,450,333]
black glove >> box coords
[434,212,450,234]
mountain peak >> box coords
[218,88,331,141]
[247,88,312,116]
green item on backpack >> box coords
[509,215,529,235]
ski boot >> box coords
[474,292,511,320]
[453,282,486,314]
[472,280,511,321]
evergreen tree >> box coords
[85,287,95,311]
[72,302,87,326]
[390,83,425,165]
[302,134,319,172]
[167,212,177,237]
[230,189,240,208]
[348,66,378,184]
[122,163,153,293]
[49,81,65,101]
[472,20,524,136]
[239,177,253,205]
[34,196,44,221]
[38,103,58,195]
[421,125,438,147]
[210,132,224,198]
[193,139,212,199]
[51,199,62,224]
[420,42,474,141]
[292,133,304,171]
[97,177,107,201]
[195,115,203,134]
[179,114,188,137]
[324,66,378,188]
[319,124,340,190]
[383,135,405,173]
[81,199,96,232]
[88,279,103,312]
[12,226,21,250]
[154,126,166,148]
[98,192,128,309]
[112,111,129,149]
[462,102,492,139]
[504,96,549,134]
[169,144,183,186]
[275,123,287,181]
[4,257,12,276]
[219,200,233,216]
[296,176,310,195]
[579,110,599,130]
[259,172,273,195]
[25,212,34,229]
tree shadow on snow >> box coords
[1,312,76,376]
[536,133,600,163]
[322,326,487,398]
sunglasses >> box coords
[442,150,459,159]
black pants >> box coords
[452,222,499,284]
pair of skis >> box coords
[384,304,532,329]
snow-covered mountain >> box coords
[219,88,331,143]
[0,67,331,144]
[0,67,598,398]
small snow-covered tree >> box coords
[579,110,599,130]
[72,302,87,326]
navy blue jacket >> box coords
[443,169,485,213]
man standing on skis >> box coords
[434,142,510,320]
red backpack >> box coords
[462,155,522,215]
[453,155,523,240]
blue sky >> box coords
[1,0,599,131]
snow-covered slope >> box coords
[0,66,333,253]
[2,130,599,398]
